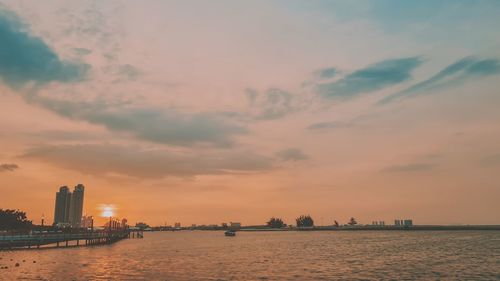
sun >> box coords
[99,204,116,218]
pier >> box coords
[0,229,143,250]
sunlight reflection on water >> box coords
[1,231,499,280]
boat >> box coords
[224,230,236,236]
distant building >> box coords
[54,186,72,225]
[81,215,94,228]
[174,222,181,228]
[230,222,241,229]
[69,184,85,227]
[395,219,413,227]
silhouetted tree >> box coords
[348,217,358,226]
[135,222,150,230]
[296,215,314,227]
[334,220,339,227]
[266,217,286,228]
[0,209,32,230]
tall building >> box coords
[69,184,85,227]
[53,186,72,225]
[53,184,85,227]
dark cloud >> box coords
[21,144,274,179]
[378,56,500,104]
[0,5,89,88]
[381,163,435,173]
[317,57,422,99]
[0,163,19,172]
[275,148,309,162]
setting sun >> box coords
[99,205,116,218]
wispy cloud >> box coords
[307,121,352,130]
[27,96,246,147]
[0,5,89,88]
[116,64,142,81]
[22,144,273,179]
[314,67,337,79]
[317,57,422,99]
[245,88,299,120]
[275,148,308,162]
[0,163,19,172]
[381,163,435,173]
[378,56,500,104]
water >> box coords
[1,231,499,280]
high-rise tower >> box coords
[53,186,72,225]
[69,184,85,227]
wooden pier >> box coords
[0,229,143,250]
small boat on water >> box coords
[224,230,236,236]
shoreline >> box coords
[148,225,500,232]
[237,225,500,231]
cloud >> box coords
[117,64,142,80]
[315,67,337,79]
[0,5,245,148]
[317,57,422,99]
[259,88,294,120]
[244,88,259,105]
[245,88,299,120]
[0,5,89,88]
[0,163,19,172]
[378,56,500,104]
[26,95,246,147]
[381,163,435,173]
[73,48,92,56]
[275,148,309,162]
[307,121,352,130]
[21,144,274,179]
[26,130,104,141]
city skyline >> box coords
[1,1,500,226]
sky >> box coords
[1,0,500,226]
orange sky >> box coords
[1,1,500,226]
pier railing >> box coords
[0,228,143,250]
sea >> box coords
[1,230,499,280]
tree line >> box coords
[266,215,359,228]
